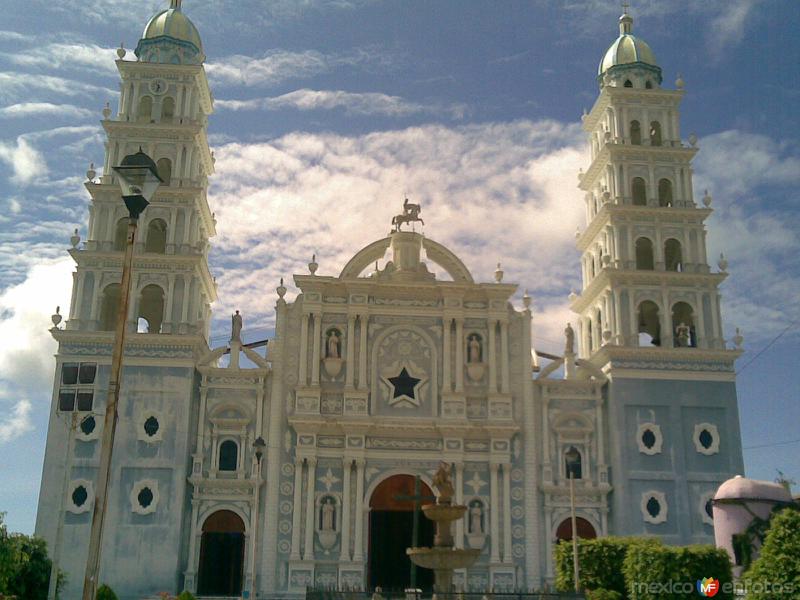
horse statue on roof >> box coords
[392,198,424,232]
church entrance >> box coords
[368,475,435,592]
[197,510,245,597]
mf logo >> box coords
[697,577,720,597]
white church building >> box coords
[35,2,745,598]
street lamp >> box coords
[82,150,161,600]
[564,446,581,594]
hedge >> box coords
[555,536,662,596]
[623,543,733,600]
[743,507,800,599]
[96,584,118,600]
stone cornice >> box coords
[288,415,519,437]
[584,86,684,132]
[51,329,209,360]
[589,344,742,373]
[580,143,698,191]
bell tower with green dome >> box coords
[571,9,745,544]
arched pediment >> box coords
[338,236,474,283]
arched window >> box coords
[565,446,582,479]
[630,120,642,145]
[637,300,661,346]
[658,179,673,207]
[113,218,128,251]
[650,121,662,146]
[161,96,175,122]
[99,284,121,331]
[156,158,171,186]
[664,239,683,272]
[635,237,655,270]
[672,301,696,347]
[624,80,633,88]
[145,219,167,254]
[632,177,647,205]
[218,440,238,472]
[137,96,153,122]
[645,80,653,89]
[137,284,165,333]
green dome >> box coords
[597,13,660,81]
[135,1,204,64]
[142,7,203,52]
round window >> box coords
[646,497,661,518]
[72,485,88,507]
[642,429,657,449]
[137,487,154,508]
[143,416,160,437]
[699,429,714,449]
[80,415,96,436]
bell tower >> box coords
[570,9,745,544]
[69,0,216,337]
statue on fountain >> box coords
[391,198,425,231]
[431,462,455,505]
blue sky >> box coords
[0,0,798,534]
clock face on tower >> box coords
[149,79,167,95]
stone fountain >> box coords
[407,463,481,593]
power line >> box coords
[736,320,798,375]
[743,437,800,451]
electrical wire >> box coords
[736,320,798,375]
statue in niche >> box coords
[469,501,484,534]
[468,334,482,363]
[675,322,691,347]
[320,497,336,531]
[327,329,341,359]
[231,310,242,343]
[565,322,575,354]
[432,462,455,504]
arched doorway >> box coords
[368,475,435,591]
[198,510,245,597]
[555,517,597,542]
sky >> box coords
[0,0,798,534]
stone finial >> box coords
[568,290,578,302]
[70,228,80,248]
[688,132,698,147]
[522,289,531,309]
[116,43,125,59]
[675,73,685,89]
[494,262,503,283]
[102,102,111,119]
[574,226,581,239]
[702,190,712,207]
[718,252,728,272]
[581,107,588,121]
[733,327,744,349]
[86,162,96,182]
[308,253,318,275]
[51,306,62,328]
[277,277,287,298]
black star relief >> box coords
[388,367,421,400]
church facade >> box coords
[35,3,745,599]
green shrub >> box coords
[586,590,623,600]
[176,592,197,600]
[95,584,118,600]
[623,543,733,600]
[743,507,800,599]
[554,536,661,596]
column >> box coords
[489,463,501,563]
[311,313,322,385]
[180,274,191,324]
[442,317,452,392]
[352,459,366,562]
[358,315,368,390]
[488,320,497,392]
[184,500,200,590]
[454,462,464,549]
[455,319,464,392]
[73,271,86,321]
[345,315,356,388]
[500,321,510,393]
[339,459,352,561]
[163,274,176,331]
[613,289,623,344]
[303,457,317,560]
[290,458,303,559]
[298,313,309,386]
[502,463,512,563]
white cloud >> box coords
[217,88,466,118]
[707,0,760,58]
[0,102,95,120]
[1,42,120,76]
[0,71,117,104]
[0,258,74,444]
[0,137,46,185]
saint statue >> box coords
[468,335,481,363]
[675,322,691,347]
[231,310,243,343]
[564,322,575,355]
[469,502,483,534]
[321,498,335,531]
[327,330,341,359]
[432,462,455,505]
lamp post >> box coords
[249,436,266,598]
[565,446,581,594]
[82,150,161,600]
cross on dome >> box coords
[170,0,182,8]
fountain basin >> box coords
[406,547,481,571]
[421,503,467,523]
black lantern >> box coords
[112,149,162,219]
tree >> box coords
[744,507,800,600]
[0,512,63,600]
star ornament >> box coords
[384,366,424,407]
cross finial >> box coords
[622,1,630,14]
[170,0,182,9]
